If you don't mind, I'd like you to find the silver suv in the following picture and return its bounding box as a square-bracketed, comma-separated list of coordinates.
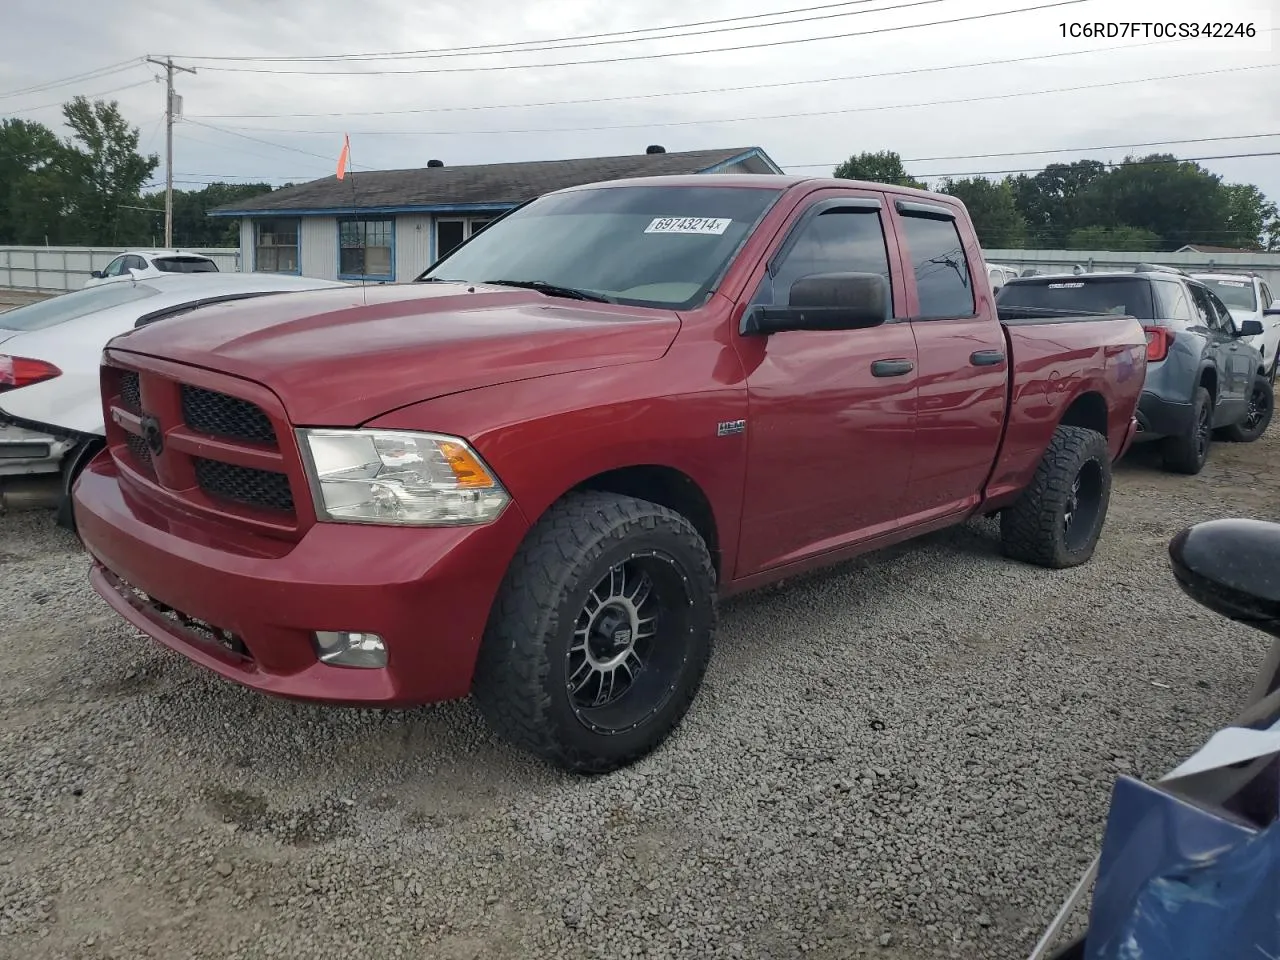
[996, 265, 1271, 475]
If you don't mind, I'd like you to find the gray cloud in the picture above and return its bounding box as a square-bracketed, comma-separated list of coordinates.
[3, 0, 1278, 211]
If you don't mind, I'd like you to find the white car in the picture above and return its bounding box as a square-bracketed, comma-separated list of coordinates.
[986, 263, 1020, 295]
[84, 249, 222, 287]
[1, 272, 351, 524]
[1191, 272, 1280, 379]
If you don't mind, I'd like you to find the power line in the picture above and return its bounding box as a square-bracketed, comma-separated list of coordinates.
[4, 77, 159, 117]
[184, 33, 1243, 120]
[172, 0, 947, 62]
[193, 0, 1092, 76]
[868, 151, 1280, 181]
[180, 118, 352, 167]
[211, 62, 1278, 138]
[784, 132, 1280, 169]
[154, 132, 1280, 183]
[0, 59, 145, 101]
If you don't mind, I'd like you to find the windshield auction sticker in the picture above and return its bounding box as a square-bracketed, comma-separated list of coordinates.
[645, 217, 732, 235]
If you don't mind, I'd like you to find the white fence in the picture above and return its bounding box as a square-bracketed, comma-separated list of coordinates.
[984, 248, 1280, 288]
[0, 246, 243, 293]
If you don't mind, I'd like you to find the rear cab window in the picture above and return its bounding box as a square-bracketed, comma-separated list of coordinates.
[996, 276, 1156, 320]
[154, 257, 219, 274]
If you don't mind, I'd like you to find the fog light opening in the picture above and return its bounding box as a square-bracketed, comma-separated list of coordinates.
[313, 630, 387, 668]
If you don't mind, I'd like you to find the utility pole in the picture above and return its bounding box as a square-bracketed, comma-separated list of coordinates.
[145, 56, 196, 249]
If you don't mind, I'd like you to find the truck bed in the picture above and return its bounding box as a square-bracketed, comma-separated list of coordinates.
[981, 311, 1147, 511]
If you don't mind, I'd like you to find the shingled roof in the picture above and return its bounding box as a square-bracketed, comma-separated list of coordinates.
[208, 146, 781, 217]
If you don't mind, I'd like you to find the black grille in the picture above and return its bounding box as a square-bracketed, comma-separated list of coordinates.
[182, 386, 276, 445]
[195, 457, 294, 512]
[125, 433, 153, 470]
[119, 371, 141, 411]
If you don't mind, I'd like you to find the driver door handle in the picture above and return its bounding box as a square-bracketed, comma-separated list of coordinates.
[969, 349, 1006, 366]
[871, 358, 914, 377]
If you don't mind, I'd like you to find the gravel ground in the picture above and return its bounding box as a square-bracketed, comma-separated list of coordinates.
[2, 432, 1277, 960]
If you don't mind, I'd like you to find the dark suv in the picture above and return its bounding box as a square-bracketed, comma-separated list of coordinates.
[996, 265, 1272, 474]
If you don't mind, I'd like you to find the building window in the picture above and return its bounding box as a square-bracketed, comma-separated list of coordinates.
[434, 217, 498, 262]
[339, 218, 394, 280]
[254, 219, 299, 273]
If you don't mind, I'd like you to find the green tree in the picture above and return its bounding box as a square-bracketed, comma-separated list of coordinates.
[1009, 160, 1107, 247]
[1065, 225, 1160, 251]
[1221, 183, 1279, 250]
[1074, 154, 1230, 251]
[0, 118, 73, 244]
[936, 176, 1027, 248]
[833, 150, 926, 189]
[169, 182, 277, 247]
[59, 95, 159, 245]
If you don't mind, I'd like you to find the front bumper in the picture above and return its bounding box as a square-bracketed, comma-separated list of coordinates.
[0, 416, 75, 477]
[73, 454, 531, 706]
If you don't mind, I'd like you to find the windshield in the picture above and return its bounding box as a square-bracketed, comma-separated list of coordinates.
[1197, 277, 1257, 311]
[996, 276, 1156, 320]
[420, 184, 784, 308]
[0, 282, 160, 332]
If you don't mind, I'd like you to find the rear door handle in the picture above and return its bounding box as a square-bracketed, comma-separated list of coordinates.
[871, 358, 914, 377]
[969, 349, 1006, 366]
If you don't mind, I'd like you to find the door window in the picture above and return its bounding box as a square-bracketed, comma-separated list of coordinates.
[1153, 279, 1195, 322]
[124, 255, 148, 272]
[1202, 288, 1235, 332]
[754, 206, 892, 309]
[898, 214, 975, 319]
[1188, 284, 1217, 329]
[102, 256, 126, 277]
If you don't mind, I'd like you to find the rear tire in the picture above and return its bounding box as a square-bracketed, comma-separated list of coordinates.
[1223, 376, 1274, 443]
[1162, 387, 1212, 475]
[472, 491, 717, 775]
[1000, 424, 1112, 569]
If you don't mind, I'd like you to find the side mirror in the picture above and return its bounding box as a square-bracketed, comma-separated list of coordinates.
[1238, 319, 1265, 337]
[89, 270, 104, 279]
[1169, 519, 1280, 627]
[741, 272, 890, 336]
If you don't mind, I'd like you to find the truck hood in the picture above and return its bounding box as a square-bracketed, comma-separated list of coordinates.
[106, 281, 681, 425]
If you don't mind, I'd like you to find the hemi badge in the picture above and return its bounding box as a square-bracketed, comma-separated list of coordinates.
[717, 419, 746, 437]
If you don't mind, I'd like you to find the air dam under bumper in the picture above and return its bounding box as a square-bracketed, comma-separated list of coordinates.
[73, 455, 531, 706]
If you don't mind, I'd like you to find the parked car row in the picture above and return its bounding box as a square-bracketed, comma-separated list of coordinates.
[0, 174, 1273, 775]
[995, 264, 1278, 474]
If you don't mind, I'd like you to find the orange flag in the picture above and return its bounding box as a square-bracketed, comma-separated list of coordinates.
[336, 134, 351, 180]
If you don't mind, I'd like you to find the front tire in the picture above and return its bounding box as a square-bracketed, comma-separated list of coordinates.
[1223, 376, 1273, 443]
[999, 424, 1112, 569]
[472, 491, 717, 774]
[1162, 386, 1212, 475]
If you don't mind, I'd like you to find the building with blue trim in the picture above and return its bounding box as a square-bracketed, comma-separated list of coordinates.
[208, 145, 783, 283]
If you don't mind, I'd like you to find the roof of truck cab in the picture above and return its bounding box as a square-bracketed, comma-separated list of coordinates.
[549, 173, 962, 199]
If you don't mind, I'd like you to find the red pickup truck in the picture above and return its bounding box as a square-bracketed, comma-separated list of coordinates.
[74, 175, 1147, 773]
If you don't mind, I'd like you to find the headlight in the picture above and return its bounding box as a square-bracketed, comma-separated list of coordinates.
[297, 429, 510, 526]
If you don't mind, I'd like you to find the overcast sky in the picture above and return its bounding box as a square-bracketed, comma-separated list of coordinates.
[2, 0, 1277, 216]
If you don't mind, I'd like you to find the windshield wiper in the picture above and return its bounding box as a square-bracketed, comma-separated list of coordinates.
[481, 279, 614, 303]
